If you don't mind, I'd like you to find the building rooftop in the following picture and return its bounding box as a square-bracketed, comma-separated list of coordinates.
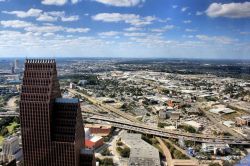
[121, 132, 160, 166]
[26, 59, 55, 63]
[209, 107, 235, 114]
[55, 98, 79, 104]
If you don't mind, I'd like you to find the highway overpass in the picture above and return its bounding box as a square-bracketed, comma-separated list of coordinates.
[0, 111, 19, 117]
[87, 115, 250, 145]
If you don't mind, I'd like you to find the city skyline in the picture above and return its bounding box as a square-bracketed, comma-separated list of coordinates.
[0, 0, 250, 59]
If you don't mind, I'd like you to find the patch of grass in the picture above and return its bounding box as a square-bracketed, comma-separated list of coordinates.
[0, 135, 4, 145]
[6, 122, 18, 134]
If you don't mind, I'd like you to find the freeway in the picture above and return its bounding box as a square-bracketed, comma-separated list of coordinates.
[0, 111, 19, 117]
[68, 88, 140, 122]
[68, 88, 250, 145]
[87, 115, 250, 145]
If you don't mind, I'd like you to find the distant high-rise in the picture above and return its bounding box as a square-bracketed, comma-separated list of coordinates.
[14, 59, 19, 70]
[20, 59, 95, 166]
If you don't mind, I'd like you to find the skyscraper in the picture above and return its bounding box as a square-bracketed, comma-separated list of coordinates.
[20, 59, 95, 166]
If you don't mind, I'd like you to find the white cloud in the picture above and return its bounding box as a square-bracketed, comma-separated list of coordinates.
[185, 28, 196, 32]
[124, 27, 142, 31]
[196, 35, 237, 44]
[98, 31, 120, 37]
[151, 25, 175, 33]
[240, 31, 250, 35]
[172, 5, 178, 9]
[124, 32, 147, 37]
[181, 7, 188, 12]
[2, 8, 42, 18]
[0, 0, 6, 2]
[47, 11, 65, 17]
[92, 13, 156, 26]
[41, 0, 68, 5]
[0, 20, 34, 28]
[66, 28, 90, 33]
[0, 19, 89, 34]
[71, 0, 80, 4]
[196, 11, 203, 16]
[94, 0, 144, 7]
[206, 2, 250, 18]
[37, 14, 58, 22]
[158, 17, 171, 23]
[3, 9, 79, 22]
[43, 33, 55, 37]
[61, 15, 79, 22]
[183, 20, 192, 24]
[25, 25, 64, 33]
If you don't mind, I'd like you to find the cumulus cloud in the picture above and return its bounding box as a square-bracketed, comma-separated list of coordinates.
[0, 20, 34, 28]
[124, 32, 147, 37]
[2, 8, 42, 18]
[181, 7, 188, 12]
[196, 11, 203, 16]
[196, 35, 237, 44]
[151, 25, 175, 33]
[98, 31, 120, 37]
[124, 27, 142, 31]
[0, 19, 89, 35]
[94, 0, 145, 7]
[37, 14, 58, 22]
[41, 0, 80, 5]
[41, 0, 68, 5]
[172, 5, 178, 9]
[71, 0, 80, 4]
[206, 2, 250, 18]
[2, 9, 79, 22]
[183, 20, 192, 24]
[66, 28, 90, 33]
[185, 28, 196, 32]
[92, 13, 156, 26]
[61, 15, 79, 22]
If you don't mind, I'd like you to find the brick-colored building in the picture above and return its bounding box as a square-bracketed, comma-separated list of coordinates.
[20, 59, 95, 166]
[235, 116, 250, 126]
[85, 124, 112, 136]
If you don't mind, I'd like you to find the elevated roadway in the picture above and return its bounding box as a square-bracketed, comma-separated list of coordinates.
[68, 88, 250, 145]
[87, 115, 250, 145]
[0, 111, 19, 117]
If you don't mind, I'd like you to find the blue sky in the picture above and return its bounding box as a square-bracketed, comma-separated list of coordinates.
[0, 0, 250, 59]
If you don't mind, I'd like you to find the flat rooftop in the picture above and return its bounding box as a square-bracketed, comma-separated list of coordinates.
[121, 132, 160, 166]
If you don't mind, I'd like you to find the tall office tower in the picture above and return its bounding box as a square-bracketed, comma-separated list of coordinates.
[14, 59, 19, 70]
[20, 59, 95, 166]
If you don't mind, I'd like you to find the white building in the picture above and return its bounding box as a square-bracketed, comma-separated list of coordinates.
[202, 143, 230, 155]
[1, 136, 23, 163]
[159, 110, 166, 119]
[183, 121, 203, 131]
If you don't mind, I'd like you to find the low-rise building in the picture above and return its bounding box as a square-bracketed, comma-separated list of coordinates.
[159, 110, 166, 119]
[85, 124, 112, 137]
[183, 121, 203, 131]
[69, 82, 76, 89]
[202, 143, 230, 155]
[235, 116, 250, 126]
[0, 136, 23, 166]
[84, 128, 104, 150]
[170, 111, 181, 120]
[223, 121, 235, 128]
[209, 107, 235, 115]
